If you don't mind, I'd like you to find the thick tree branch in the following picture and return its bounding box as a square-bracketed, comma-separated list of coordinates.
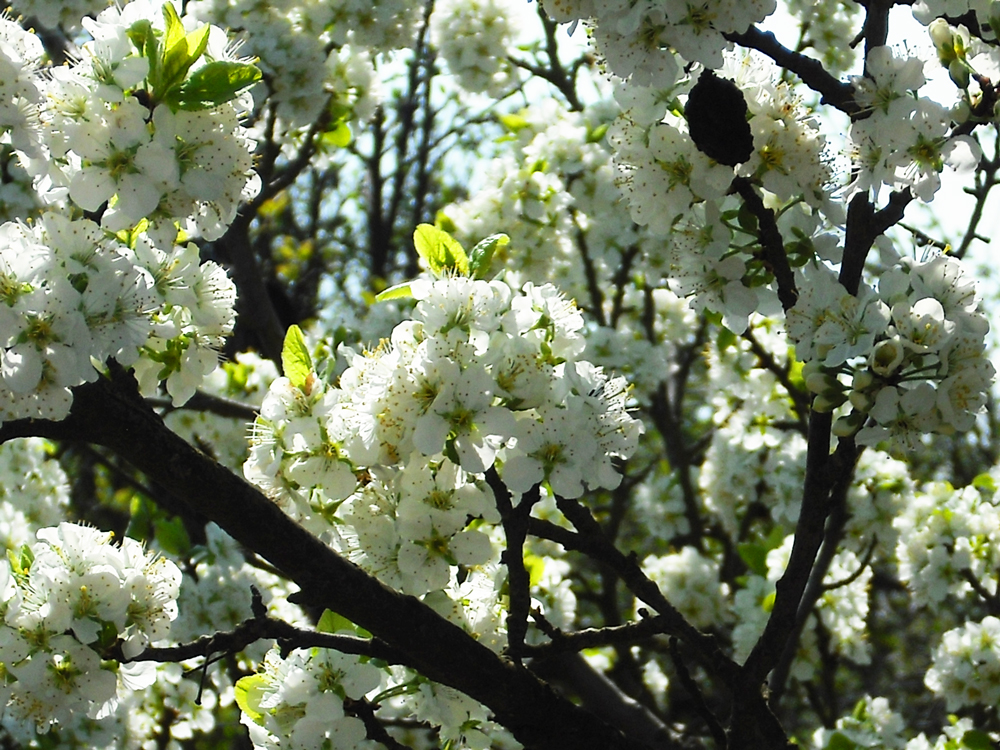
[766, 464, 853, 706]
[0, 369, 648, 750]
[530, 652, 682, 750]
[669, 638, 726, 749]
[214, 212, 287, 364]
[740, 412, 837, 685]
[840, 190, 912, 294]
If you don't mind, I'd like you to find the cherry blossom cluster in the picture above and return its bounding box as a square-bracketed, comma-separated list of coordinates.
[893, 481, 1000, 606]
[0, 0, 260, 421]
[245, 265, 640, 607]
[239, 642, 383, 750]
[785, 0, 861, 74]
[442, 100, 636, 297]
[0, 13, 43, 159]
[811, 696, 907, 750]
[731, 534, 872, 675]
[430, 0, 523, 97]
[640, 547, 730, 630]
[848, 46, 981, 201]
[607, 97, 734, 237]
[542, 0, 776, 85]
[240, 640, 521, 750]
[603, 52, 842, 336]
[0, 522, 180, 740]
[246, 270, 642, 515]
[16, 0, 261, 241]
[813, 701, 983, 750]
[186, 0, 381, 129]
[609, 49, 838, 232]
[0, 212, 236, 422]
[790, 253, 994, 453]
[0, 437, 69, 550]
[924, 616, 1000, 711]
[439, 98, 700, 396]
[7, 0, 110, 31]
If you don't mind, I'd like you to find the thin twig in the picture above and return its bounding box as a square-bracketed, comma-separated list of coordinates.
[669, 638, 727, 749]
[732, 177, 798, 312]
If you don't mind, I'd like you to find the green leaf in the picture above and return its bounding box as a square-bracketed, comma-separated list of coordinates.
[435, 211, 458, 234]
[787, 356, 805, 392]
[234, 674, 269, 726]
[161, 2, 186, 56]
[825, 732, 860, 750]
[523, 554, 545, 588]
[961, 730, 994, 750]
[7, 544, 32, 586]
[318, 609, 352, 634]
[281, 325, 313, 391]
[321, 121, 352, 149]
[497, 113, 529, 132]
[587, 123, 609, 143]
[737, 202, 758, 232]
[157, 3, 210, 98]
[128, 19, 160, 85]
[375, 282, 414, 302]
[97, 620, 120, 651]
[413, 224, 469, 277]
[737, 542, 769, 576]
[154, 516, 191, 556]
[716, 324, 737, 351]
[468, 233, 509, 279]
[127, 494, 153, 541]
[172, 60, 263, 110]
[972, 472, 996, 492]
[317, 609, 370, 637]
[849, 697, 868, 720]
[737, 527, 786, 577]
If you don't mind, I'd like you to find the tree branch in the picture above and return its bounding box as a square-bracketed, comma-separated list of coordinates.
[725, 26, 859, 115]
[521, 611, 675, 658]
[487, 469, 540, 662]
[732, 177, 798, 312]
[214, 212, 287, 364]
[125, 606, 407, 668]
[0, 368, 649, 750]
[530, 652, 682, 750]
[553, 496, 738, 683]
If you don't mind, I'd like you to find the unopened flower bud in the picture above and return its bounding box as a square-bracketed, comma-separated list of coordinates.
[833, 412, 865, 437]
[849, 388, 873, 412]
[852, 369, 875, 391]
[870, 338, 905, 377]
[806, 371, 838, 395]
[952, 99, 972, 124]
[801, 360, 824, 380]
[949, 59, 970, 89]
[813, 392, 847, 413]
[929, 19, 956, 62]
